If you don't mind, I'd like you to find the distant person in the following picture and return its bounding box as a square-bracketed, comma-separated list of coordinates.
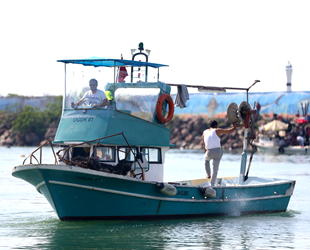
[202, 120, 236, 186]
[297, 135, 304, 147]
[259, 122, 265, 134]
[290, 129, 297, 145]
[278, 138, 286, 153]
[71, 79, 109, 108]
[279, 138, 286, 147]
[286, 133, 292, 145]
[256, 102, 261, 115]
[299, 127, 306, 137]
[306, 127, 310, 144]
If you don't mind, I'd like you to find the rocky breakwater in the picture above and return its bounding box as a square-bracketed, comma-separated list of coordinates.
[168, 115, 246, 150]
[0, 122, 58, 147]
[1, 114, 250, 149]
[0, 95, 62, 147]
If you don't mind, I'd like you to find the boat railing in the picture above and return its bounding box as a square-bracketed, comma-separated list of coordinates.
[23, 140, 58, 165]
[56, 132, 147, 180]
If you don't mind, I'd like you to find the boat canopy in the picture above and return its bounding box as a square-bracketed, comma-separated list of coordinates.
[57, 57, 168, 68]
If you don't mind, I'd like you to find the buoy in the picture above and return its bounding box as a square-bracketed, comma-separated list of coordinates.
[199, 186, 216, 198]
[20, 155, 25, 157]
[156, 182, 177, 196]
[156, 94, 174, 124]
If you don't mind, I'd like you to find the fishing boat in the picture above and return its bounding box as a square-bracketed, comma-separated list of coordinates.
[12, 43, 295, 221]
[255, 120, 309, 154]
[255, 134, 309, 154]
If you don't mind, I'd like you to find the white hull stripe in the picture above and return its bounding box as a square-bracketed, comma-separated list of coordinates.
[36, 181, 45, 193]
[13, 164, 293, 188]
[48, 180, 291, 203]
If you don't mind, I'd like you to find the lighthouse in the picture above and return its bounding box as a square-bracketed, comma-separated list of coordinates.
[286, 61, 292, 92]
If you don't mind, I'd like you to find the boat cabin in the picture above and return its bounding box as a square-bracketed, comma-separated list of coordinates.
[54, 49, 173, 182]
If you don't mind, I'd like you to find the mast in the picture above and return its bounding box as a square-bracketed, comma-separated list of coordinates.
[238, 84, 258, 184]
[130, 42, 150, 82]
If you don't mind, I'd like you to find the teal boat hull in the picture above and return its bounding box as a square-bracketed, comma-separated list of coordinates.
[12, 164, 295, 221]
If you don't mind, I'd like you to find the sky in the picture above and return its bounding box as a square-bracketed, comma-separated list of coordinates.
[1, 0, 310, 97]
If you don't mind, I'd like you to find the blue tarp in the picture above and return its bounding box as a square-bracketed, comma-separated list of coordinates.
[57, 57, 168, 68]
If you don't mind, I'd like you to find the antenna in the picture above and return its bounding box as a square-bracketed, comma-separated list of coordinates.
[130, 42, 150, 82]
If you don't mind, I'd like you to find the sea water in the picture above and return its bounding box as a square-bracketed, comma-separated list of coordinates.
[1, 146, 310, 249]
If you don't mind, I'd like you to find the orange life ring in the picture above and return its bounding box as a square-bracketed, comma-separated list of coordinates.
[156, 94, 174, 124]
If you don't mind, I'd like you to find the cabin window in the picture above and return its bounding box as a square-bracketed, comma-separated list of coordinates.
[58, 145, 69, 162]
[115, 88, 160, 122]
[72, 147, 90, 158]
[118, 147, 161, 164]
[93, 146, 115, 162]
[118, 147, 136, 162]
[64, 64, 114, 110]
[141, 147, 162, 163]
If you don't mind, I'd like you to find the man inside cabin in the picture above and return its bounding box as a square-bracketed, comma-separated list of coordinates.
[71, 79, 109, 108]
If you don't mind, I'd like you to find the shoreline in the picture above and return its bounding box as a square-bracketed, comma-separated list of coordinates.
[2, 113, 306, 149]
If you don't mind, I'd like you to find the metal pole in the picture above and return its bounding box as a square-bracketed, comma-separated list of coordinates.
[157, 68, 159, 82]
[239, 127, 248, 185]
[64, 64, 67, 110]
[114, 61, 116, 104]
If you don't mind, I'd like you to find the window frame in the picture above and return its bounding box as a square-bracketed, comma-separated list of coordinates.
[117, 146, 162, 164]
[140, 147, 162, 164]
[117, 146, 137, 163]
[93, 145, 116, 162]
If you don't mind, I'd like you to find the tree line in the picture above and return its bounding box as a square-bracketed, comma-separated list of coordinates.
[0, 96, 62, 140]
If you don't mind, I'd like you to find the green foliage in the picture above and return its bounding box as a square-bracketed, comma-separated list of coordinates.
[12, 106, 45, 135]
[9, 96, 63, 136]
[0, 103, 22, 125]
[43, 96, 63, 124]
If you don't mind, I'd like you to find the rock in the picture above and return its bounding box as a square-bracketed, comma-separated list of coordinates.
[3, 136, 15, 146]
[175, 140, 187, 148]
[169, 115, 250, 150]
[185, 134, 193, 142]
[187, 120, 195, 132]
[25, 132, 41, 146]
[192, 130, 200, 138]
[220, 134, 229, 145]
[232, 142, 243, 148]
[0, 122, 11, 130]
[170, 137, 178, 145]
[1, 129, 11, 139]
[180, 128, 188, 138]
[173, 127, 180, 135]
[0, 128, 43, 147]
[0, 129, 14, 146]
[192, 144, 203, 150]
[44, 127, 57, 141]
[15, 134, 26, 146]
[193, 118, 207, 133]
[0, 128, 6, 137]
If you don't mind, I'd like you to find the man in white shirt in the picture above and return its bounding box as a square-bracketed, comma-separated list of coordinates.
[202, 120, 236, 186]
[71, 79, 109, 108]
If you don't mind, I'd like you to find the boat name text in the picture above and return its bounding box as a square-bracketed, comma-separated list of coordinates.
[73, 117, 94, 123]
[177, 191, 189, 196]
[76, 176, 103, 182]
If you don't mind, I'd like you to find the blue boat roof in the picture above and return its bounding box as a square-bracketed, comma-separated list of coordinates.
[57, 57, 168, 68]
